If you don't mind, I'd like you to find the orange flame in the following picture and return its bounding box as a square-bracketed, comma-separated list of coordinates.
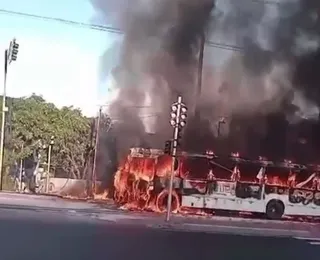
[113, 152, 179, 211]
[113, 149, 320, 217]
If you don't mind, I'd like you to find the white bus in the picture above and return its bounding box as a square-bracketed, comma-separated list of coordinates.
[182, 164, 320, 219]
[113, 148, 320, 220]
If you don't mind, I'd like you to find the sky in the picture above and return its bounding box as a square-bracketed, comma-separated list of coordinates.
[0, 0, 116, 117]
[0, 0, 268, 117]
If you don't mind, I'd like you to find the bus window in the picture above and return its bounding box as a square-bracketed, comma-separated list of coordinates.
[265, 166, 289, 186]
[181, 157, 210, 180]
[155, 154, 172, 178]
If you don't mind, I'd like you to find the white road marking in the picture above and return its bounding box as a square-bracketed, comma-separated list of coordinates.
[150, 223, 311, 238]
[294, 237, 320, 241]
[294, 237, 320, 246]
[184, 223, 309, 234]
[309, 242, 320, 245]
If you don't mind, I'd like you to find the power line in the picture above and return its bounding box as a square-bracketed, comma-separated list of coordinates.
[0, 9, 122, 34]
[206, 41, 244, 52]
[97, 104, 153, 108]
[0, 8, 244, 52]
[248, 0, 281, 5]
[0, 1, 283, 53]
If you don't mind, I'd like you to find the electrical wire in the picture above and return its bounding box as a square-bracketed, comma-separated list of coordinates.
[206, 41, 244, 52]
[247, 0, 281, 5]
[0, 0, 282, 52]
[97, 104, 153, 108]
[0, 9, 122, 34]
[0, 8, 246, 52]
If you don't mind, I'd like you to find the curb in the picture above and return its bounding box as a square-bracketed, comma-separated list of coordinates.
[0, 192, 63, 200]
[0, 203, 116, 215]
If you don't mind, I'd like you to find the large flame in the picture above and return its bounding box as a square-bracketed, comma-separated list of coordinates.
[114, 151, 174, 211]
[112, 148, 320, 215]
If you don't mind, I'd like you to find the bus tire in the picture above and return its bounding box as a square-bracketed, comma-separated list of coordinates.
[156, 189, 180, 213]
[266, 200, 284, 220]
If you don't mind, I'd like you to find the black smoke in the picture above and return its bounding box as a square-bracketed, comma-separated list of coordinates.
[90, 0, 215, 160]
[90, 0, 320, 167]
[186, 0, 320, 160]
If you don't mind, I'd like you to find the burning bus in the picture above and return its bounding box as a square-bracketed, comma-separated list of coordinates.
[113, 148, 320, 220]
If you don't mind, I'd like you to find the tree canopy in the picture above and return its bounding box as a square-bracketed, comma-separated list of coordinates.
[5, 94, 92, 179]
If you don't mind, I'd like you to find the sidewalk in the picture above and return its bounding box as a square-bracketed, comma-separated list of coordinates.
[0, 191, 104, 212]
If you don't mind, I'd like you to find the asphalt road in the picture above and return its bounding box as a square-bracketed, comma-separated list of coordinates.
[0, 207, 319, 260]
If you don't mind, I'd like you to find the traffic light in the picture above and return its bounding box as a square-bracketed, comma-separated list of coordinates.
[10, 39, 19, 62]
[164, 140, 172, 155]
[169, 97, 188, 152]
[176, 128, 183, 147]
[179, 105, 187, 127]
[49, 136, 55, 146]
[170, 104, 178, 127]
[105, 116, 112, 131]
[170, 103, 188, 128]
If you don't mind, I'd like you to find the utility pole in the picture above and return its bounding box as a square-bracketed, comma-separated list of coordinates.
[0, 38, 19, 190]
[45, 136, 55, 193]
[92, 107, 102, 194]
[217, 117, 226, 137]
[196, 31, 205, 99]
[86, 118, 95, 197]
[18, 143, 24, 192]
[165, 96, 188, 222]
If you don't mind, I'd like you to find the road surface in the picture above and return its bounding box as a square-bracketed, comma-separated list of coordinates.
[0, 206, 319, 260]
[0, 192, 319, 260]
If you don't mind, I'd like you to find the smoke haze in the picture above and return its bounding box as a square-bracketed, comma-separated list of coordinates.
[90, 0, 320, 164]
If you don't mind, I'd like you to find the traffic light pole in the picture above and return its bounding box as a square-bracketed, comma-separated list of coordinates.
[0, 39, 19, 191]
[165, 96, 182, 222]
[0, 50, 8, 190]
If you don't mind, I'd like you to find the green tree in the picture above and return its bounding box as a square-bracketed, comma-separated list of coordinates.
[7, 94, 91, 179]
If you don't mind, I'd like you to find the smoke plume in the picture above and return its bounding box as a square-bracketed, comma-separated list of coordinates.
[198, 0, 320, 122]
[91, 0, 320, 163]
[91, 0, 214, 156]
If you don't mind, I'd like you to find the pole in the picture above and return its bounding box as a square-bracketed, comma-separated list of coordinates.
[166, 96, 182, 222]
[46, 144, 52, 193]
[18, 143, 24, 192]
[92, 107, 102, 194]
[0, 50, 8, 191]
[18, 158, 23, 192]
[86, 119, 95, 197]
[218, 121, 222, 137]
[196, 32, 205, 99]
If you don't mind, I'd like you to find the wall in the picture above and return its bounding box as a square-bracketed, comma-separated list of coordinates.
[50, 178, 103, 198]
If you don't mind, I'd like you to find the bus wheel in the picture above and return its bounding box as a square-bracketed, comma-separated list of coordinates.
[266, 200, 284, 220]
[156, 189, 180, 213]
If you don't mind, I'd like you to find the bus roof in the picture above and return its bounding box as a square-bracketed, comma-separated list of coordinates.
[128, 147, 317, 171]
